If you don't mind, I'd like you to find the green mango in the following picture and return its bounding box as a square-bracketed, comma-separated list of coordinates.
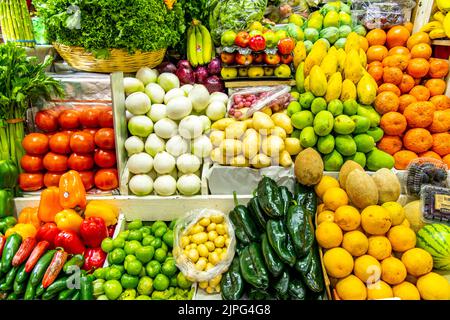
[313, 110, 334, 136]
[323, 150, 344, 171]
[366, 148, 395, 171]
[344, 152, 367, 168]
[317, 135, 335, 155]
[335, 135, 357, 156]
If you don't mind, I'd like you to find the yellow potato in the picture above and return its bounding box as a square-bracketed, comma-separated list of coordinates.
[216, 224, 226, 235]
[192, 232, 208, 244]
[210, 148, 228, 165]
[206, 223, 216, 232]
[206, 287, 215, 294]
[270, 126, 287, 140]
[199, 217, 210, 227]
[225, 238, 232, 247]
[261, 107, 272, 116]
[211, 118, 235, 131]
[214, 236, 225, 248]
[261, 135, 285, 157]
[209, 130, 225, 147]
[253, 111, 275, 133]
[285, 137, 302, 155]
[209, 252, 220, 265]
[189, 224, 204, 234]
[187, 249, 199, 263]
[208, 230, 218, 241]
[206, 262, 215, 271]
[279, 150, 293, 168]
[205, 241, 215, 252]
[271, 112, 293, 134]
[230, 155, 249, 167]
[225, 121, 247, 139]
[220, 139, 242, 158]
[242, 131, 260, 159]
[197, 244, 209, 257]
[210, 215, 224, 224]
[244, 119, 254, 129]
[181, 236, 190, 248]
[195, 258, 207, 271]
[199, 281, 208, 289]
[250, 153, 272, 169]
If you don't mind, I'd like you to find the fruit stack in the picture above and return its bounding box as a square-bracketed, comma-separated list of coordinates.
[419, 1, 450, 40]
[219, 22, 295, 80]
[363, 26, 450, 170]
[315, 162, 450, 300]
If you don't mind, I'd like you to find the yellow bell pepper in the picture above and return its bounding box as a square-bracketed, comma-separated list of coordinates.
[84, 201, 119, 226]
[5, 223, 37, 239]
[54, 209, 84, 233]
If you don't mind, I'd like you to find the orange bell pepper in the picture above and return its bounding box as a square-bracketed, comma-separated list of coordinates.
[5, 223, 37, 239]
[59, 170, 86, 210]
[84, 201, 119, 226]
[54, 209, 84, 233]
[38, 187, 64, 223]
[18, 207, 41, 230]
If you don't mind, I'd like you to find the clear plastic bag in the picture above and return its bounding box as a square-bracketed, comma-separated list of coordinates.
[404, 158, 449, 198]
[173, 208, 236, 282]
[420, 185, 450, 225]
[351, 1, 416, 29]
[227, 85, 293, 119]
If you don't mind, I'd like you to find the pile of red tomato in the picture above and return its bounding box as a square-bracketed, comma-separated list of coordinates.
[19, 105, 119, 192]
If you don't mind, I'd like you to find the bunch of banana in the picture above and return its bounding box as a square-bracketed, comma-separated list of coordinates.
[187, 20, 214, 67]
[420, 11, 450, 39]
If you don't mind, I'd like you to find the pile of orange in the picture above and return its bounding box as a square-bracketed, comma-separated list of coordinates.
[365, 26, 450, 169]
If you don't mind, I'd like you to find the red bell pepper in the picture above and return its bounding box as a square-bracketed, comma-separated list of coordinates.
[79, 217, 108, 248]
[54, 230, 85, 255]
[83, 247, 107, 272]
[36, 223, 60, 248]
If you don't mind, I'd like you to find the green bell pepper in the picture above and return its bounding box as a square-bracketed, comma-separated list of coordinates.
[220, 256, 244, 300]
[247, 196, 267, 232]
[0, 189, 14, 219]
[266, 219, 296, 266]
[286, 205, 314, 258]
[261, 233, 284, 277]
[0, 160, 18, 189]
[257, 177, 284, 218]
[229, 193, 259, 245]
[239, 243, 269, 290]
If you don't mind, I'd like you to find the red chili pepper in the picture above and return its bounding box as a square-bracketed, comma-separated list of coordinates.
[0, 236, 6, 257]
[54, 230, 85, 255]
[25, 240, 50, 273]
[82, 247, 107, 272]
[80, 217, 108, 248]
[36, 223, 60, 248]
[42, 249, 68, 288]
[12, 237, 36, 267]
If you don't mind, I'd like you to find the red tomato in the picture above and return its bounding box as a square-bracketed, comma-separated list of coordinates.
[19, 173, 44, 191]
[49, 132, 71, 154]
[94, 149, 116, 168]
[61, 130, 76, 137]
[35, 110, 59, 132]
[94, 128, 115, 149]
[94, 169, 118, 191]
[22, 133, 49, 156]
[43, 152, 68, 172]
[98, 109, 114, 128]
[20, 154, 44, 173]
[68, 153, 94, 171]
[83, 128, 98, 137]
[79, 171, 95, 190]
[43, 172, 64, 187]
[79, 108, 101, 128]
[58, 110, 80, 129]
[70, 132, 95, 153]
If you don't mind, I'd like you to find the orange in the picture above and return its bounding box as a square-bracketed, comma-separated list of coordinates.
[368, 65, 384, 82]
[388, 46, 411, 57]
[398, 94, 417, 113]
[407, 58, 430, 78]
[410, 43, 432, 59]
[404, 22, 414, 34]
[430, 95, 450, 110]
[406, 32, 431, 50]
[375, 91, 399, 114]
[399, 74, 415, 94]
[378, 135, 403, 155]
[443, 154, 450, 167]
[359, 36, 369, 52]
[404, 102, 435, 128]
[386, 26, 410, 48]
[409, 85, 431, 101]
[382, 54, 410, 70]
[380, 112, 407, 135]
[383, 67, 403, 85]
[323, 187, 349, 211]
[366, 29, 387, 46]
[425, 79, 446, 96]
[393, 150, 418, 170]
[429, 110, 450, 133]
[367, 45, 389, 63]
[419, 151, 442, 161]
[403, 128, 434, 153]
[428, 58, 449, 78]
[377, 83, 401, 96]
[432, 133, 450, 156]
[368, 61, 383, 69]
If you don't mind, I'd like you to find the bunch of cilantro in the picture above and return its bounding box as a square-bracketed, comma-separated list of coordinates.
[33, 0, 186, 57]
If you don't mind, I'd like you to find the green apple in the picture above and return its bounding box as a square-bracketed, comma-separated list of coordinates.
[263, 31, 277, 48]
[274, 64, 291, 78]
[248, 67, 264, 78]
[221, 30, 237, 47]
[220, 67, 238, 79]
[263, 67, 274, 76]
[238, 68, 249, 77]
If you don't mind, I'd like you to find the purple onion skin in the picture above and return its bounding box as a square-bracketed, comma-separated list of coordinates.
[176, 67, 195, 85]
[194, 66, 209, 84]
[177, 59, 192, 70]
[204, 75, 225, 93]
[157, 62, 177, 74]
[207, 58, 221, 75]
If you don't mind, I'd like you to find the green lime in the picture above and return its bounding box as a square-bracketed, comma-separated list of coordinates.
[137, 276, 153, 296]
[106, 266, 123, 281]
[287, 101, 301, 116]
[140, 226, 152, 236]
[127, 230, 143, 242]
[154, 226, 167, 238]
[154, 248, 167, 263]
[101, 238, 114, 253]
[112, 238, 125, 249]
[151, 221, 167, 234]
[136, 295, 151, 300]
[136, 246, 155, 264]
[161, 259, 178, 277]
[153, 274, 170, 291]
[124, 240, 142, 255]
[104, 280, 123, 300]
[162, 230, 174, 248]
[145, 260, 161, 278]
[109, 248, 126, 265]
[128, 220, 143, 230]
[176, 272, 192, 289]
[121, 273, 139, 289]
[125, 259, 143, 276]
[142, 235, 155, 246]
[150, 238, 162, 249]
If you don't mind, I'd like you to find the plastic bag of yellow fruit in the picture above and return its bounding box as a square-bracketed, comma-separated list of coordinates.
[173, 208, 236, 284]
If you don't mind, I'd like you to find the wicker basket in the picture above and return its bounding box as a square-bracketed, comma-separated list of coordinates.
[53, 43, 166, 73]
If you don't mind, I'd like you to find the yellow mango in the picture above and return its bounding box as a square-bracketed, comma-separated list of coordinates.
[304, 40, 328, 76]
[320, 52, 338, 79]
[357, 73, 378, 105]
[345, 32, 361, 53]
[304, 75, 310, 92]
[337, 48, 347, 72]
[309, 65, 328, 97]
[359, 48, 367, 68]
[325, 72, 342, 103]
[340, 79, 357, 101]
[295, 62, 305, 93]
[293, 41, 307, 69]
[344, 49, 363, 84]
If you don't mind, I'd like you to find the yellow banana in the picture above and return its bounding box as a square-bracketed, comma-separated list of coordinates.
[188, 26, 198, 67]
[199, 24, 212, 64]
[434, 11, 446, 22]
[444, 12, 450, 37]
[420, 21, 443, 32]
[429, 28, 447, 39]
[195, 26, 204, 66]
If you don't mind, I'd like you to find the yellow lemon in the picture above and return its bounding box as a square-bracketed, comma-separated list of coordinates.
[361, 205, 392, 235]
[401, 248, 433, 277]
[323, 187, 349, 211]
[354, 255, 382, 284]
[381, 202, 406, 226]
[368, 236, 392, 260]
[387, 225, 416, 252]
[381, 257, 407, 285]
[314, 175, 340, 199]
[323, 247, 354, 278]
[367, 280, 394, 300]
[334, 205, 361, 231]
[416, 272, 450, 300]
[317, 210, 335, 224]
[315, 221, 343, 249]
[342, 230, 369, 257]
[392, 282, 420, 300]
[336, 275, 367, 300]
